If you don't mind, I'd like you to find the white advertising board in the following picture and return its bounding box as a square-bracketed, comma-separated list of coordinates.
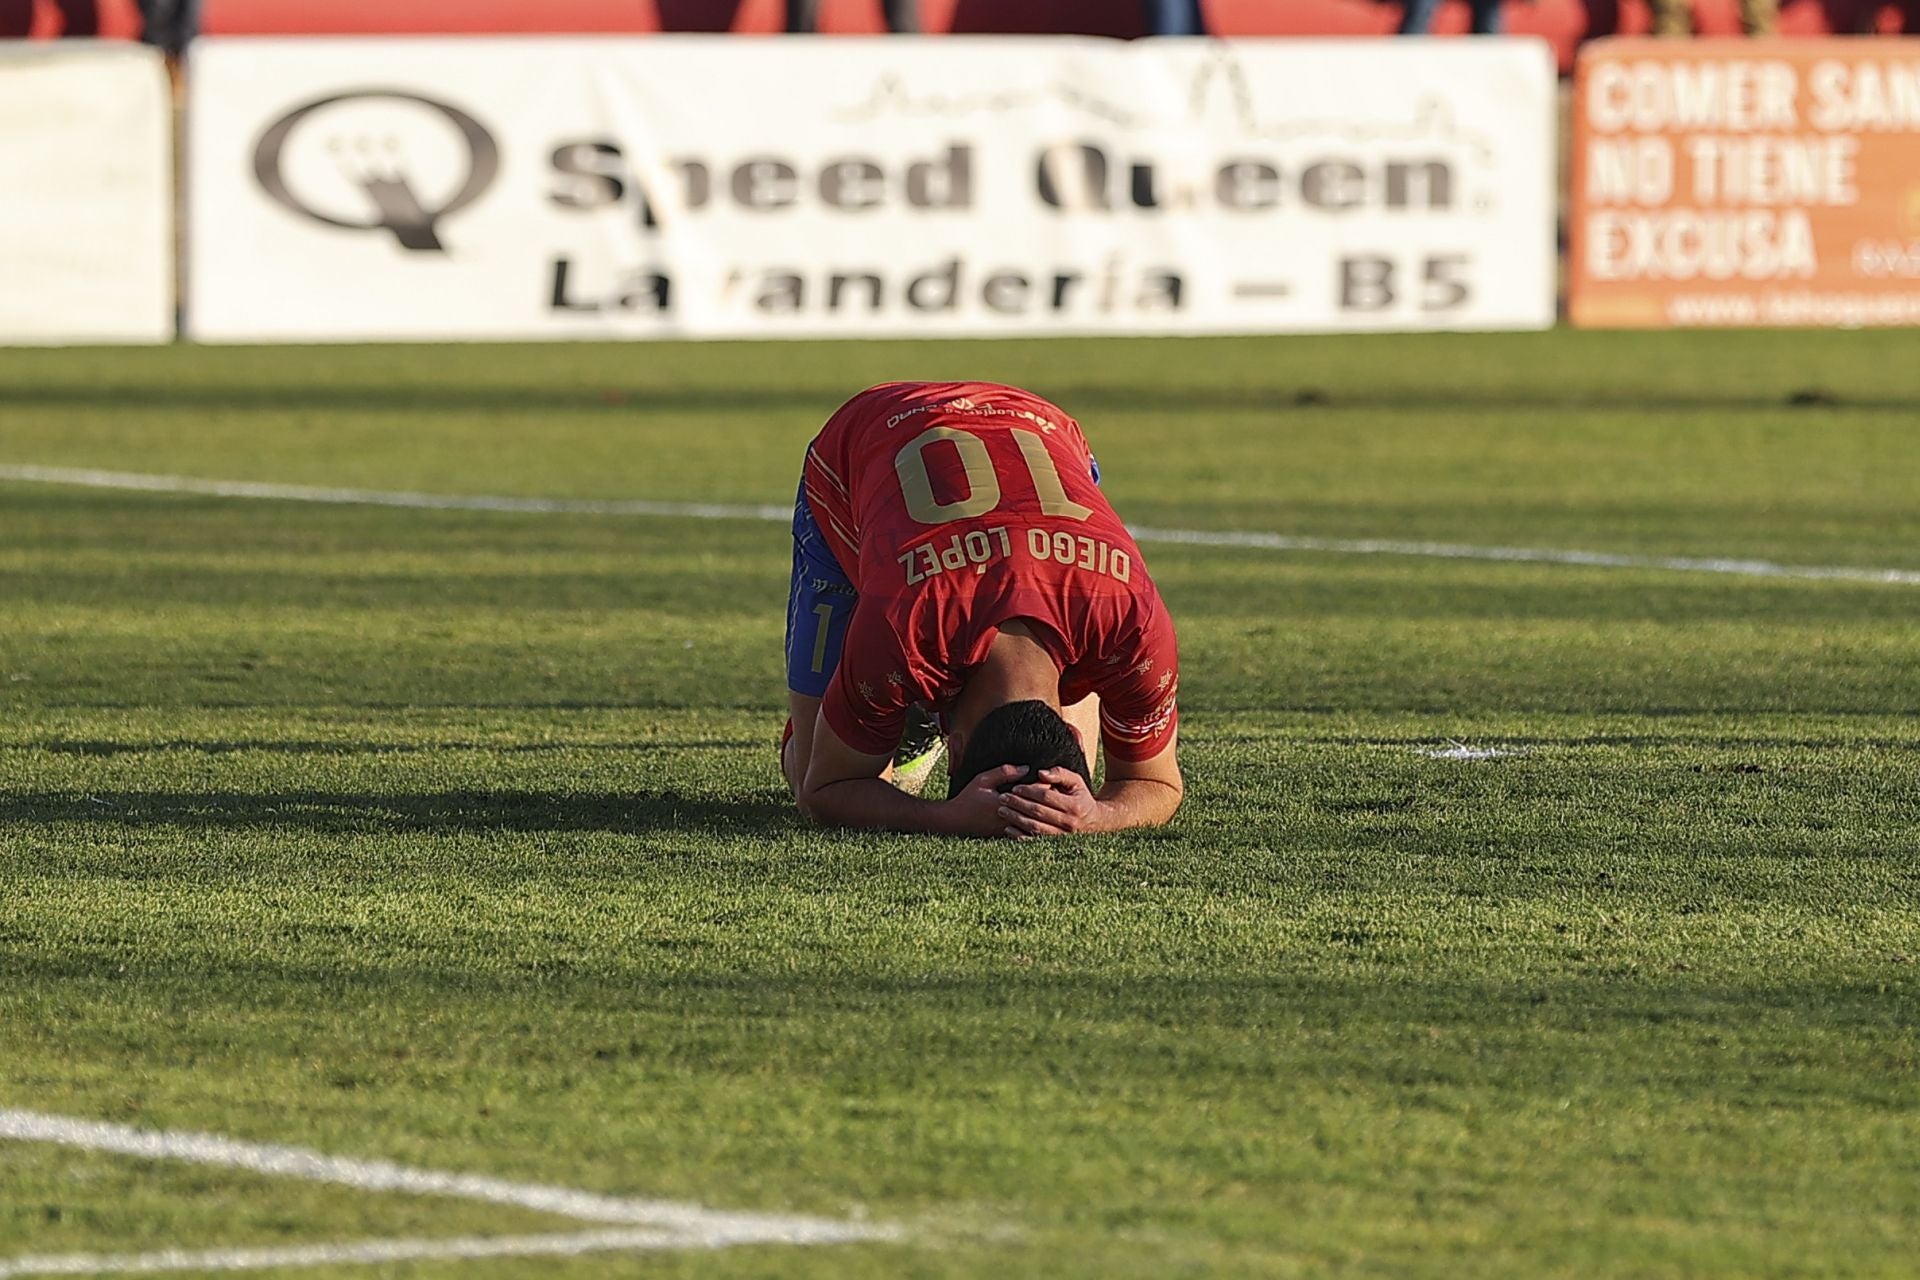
[0, 45, 172, 345]
[188, 36, 1555, 341]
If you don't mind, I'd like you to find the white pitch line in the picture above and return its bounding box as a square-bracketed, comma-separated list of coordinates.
[0, 1109, 895, 1251]
[1121, 524, 1920, 586]
[4, 462, 1917, 587]
[0, 1229, 701, 1278]
[1411, 743, 1528, 761]
[0, 464, 791, 523]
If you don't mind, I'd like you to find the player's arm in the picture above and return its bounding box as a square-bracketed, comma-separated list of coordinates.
[997, 728, 1183, 837]
[797, 711, 1025, 836]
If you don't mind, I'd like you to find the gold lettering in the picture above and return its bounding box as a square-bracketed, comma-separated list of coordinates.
[895, 425, 1001, 525]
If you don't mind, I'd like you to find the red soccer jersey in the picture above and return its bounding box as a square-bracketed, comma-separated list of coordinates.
[804, 382, 1178, 763]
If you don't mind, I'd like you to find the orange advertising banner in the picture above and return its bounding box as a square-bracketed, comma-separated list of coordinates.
[1570, 39, 1920, 328]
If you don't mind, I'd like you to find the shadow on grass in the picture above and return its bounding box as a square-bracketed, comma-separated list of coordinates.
[21, 739, 752, 758]
[4, 381, 1917, 418]
[1195, 728, 1920, 752]
[0, 790, 801, 838]
[8, 959, 1915, 1061]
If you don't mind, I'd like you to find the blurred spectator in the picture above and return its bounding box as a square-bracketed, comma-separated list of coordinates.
[788, 0, 918, 29]
[1399, 0, 1505, 34]
[792, 0, 1194, 33]
[1147, 0, 1202, 33]
[139, 0, 199, 52]
[1, 0, 98, 36]
[1833, 0, 1916, 31]
[1653, 0, 1778, 33]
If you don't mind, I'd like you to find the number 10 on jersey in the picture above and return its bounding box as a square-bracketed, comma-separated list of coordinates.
[893, 425, 1093, 526]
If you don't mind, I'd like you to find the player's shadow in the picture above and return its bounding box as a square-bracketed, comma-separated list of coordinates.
[0, 790, 801, 838]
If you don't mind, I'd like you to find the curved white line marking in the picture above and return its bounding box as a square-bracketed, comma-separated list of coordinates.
[4, 463, 1916, 587]
[0, 1109, 886, 1243]
[0, 1108, 895, 1277]
[0, 1229, 688, 1278]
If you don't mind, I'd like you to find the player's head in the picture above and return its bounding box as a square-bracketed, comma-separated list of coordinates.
[947, 699, 1091, 800]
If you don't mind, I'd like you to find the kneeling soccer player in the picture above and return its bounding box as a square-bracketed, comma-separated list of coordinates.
[782, 381, 1182, 837]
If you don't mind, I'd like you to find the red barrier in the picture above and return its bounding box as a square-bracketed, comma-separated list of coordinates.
[0, 0, 142, 38]
[1201, 0, 1393, 35]
[17, 0, 1901, 48]
[814, 0, 891, 31]
[199, 0, 786, 36]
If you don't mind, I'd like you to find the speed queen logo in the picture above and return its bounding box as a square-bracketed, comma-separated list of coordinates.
[251, 91, 499, 252]
[188, 37, 1555, 342]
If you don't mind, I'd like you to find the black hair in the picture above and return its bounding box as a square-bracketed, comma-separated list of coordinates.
[948, 699, 1092, 800]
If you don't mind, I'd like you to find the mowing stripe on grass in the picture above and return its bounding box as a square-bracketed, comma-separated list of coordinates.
[5, 463, 1918, 587]
[0, 1109, 896, 1261]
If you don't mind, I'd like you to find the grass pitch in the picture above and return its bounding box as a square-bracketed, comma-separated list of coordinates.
[2, 332, 1917, 1278]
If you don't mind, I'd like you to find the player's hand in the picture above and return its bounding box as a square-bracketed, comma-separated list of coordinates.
[999, 768, 1100, 838]
[944, 764, 1030, 837]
